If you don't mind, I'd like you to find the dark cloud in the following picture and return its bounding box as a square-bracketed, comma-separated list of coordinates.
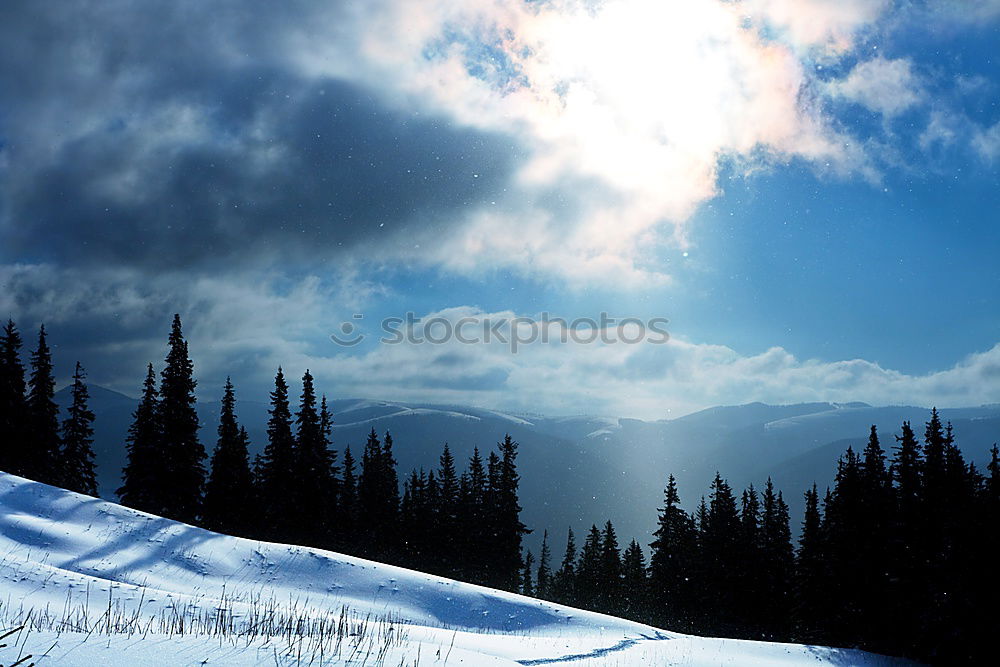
[0, 1, 518, 271]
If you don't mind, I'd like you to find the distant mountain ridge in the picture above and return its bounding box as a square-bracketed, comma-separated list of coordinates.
[55, 386, 1000, 553]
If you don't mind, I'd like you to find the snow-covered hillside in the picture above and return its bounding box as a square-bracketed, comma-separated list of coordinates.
[0, 472, 908, 666]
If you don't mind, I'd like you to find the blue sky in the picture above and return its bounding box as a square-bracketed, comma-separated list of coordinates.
[1, 0, 999, 417]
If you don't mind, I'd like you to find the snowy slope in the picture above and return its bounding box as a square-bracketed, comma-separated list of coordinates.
[0, 473, 909, 666]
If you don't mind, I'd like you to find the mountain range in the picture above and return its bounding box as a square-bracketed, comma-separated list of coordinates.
[58, 385, 1000, 554]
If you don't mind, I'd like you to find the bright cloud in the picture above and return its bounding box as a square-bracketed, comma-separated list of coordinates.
[301, 0, 884, 284]
[827, 57, 924, 117]
[310, 307, 1000, 419]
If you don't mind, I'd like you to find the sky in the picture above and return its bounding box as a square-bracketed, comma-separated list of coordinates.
[1, 0, 999, 418]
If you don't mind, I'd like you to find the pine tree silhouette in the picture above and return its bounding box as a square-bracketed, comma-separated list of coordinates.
[759, 479, 793, 640]
[257, 368, 297, 541]
[0, 320, 28, 475]
[551, 527, 577, 605]
[535, 529, 552, 600]
[491, 434, 529, 591]
[575, 525, 603, 610]
[26, 325, 61, 484]
[358, 428, 400, 560]
[293, 370, 334, 546]
[338, 445, 358, 550]
[521, 551, 535, 596]
[203, 378, 254, 536]
[59, 362, 97, 496]
[621, 539, 647, 621]
[700, 473, 741, 635]
[119, 364, 162, 513]
[599, 520, 622, 614]
[737, 483, 762, 636]
[649, 474, 697, 631]
[157, 315, 205, 524]
[793, 483, 824, 642]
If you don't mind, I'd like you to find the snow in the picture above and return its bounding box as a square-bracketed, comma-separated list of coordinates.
[0, 472, 909, 666]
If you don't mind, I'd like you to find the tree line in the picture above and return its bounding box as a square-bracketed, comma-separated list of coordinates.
[525, 415, 997, 664]
[2, 314, 997, 662]
[0, 320, 98, 495]
[0, 315, 530, 590]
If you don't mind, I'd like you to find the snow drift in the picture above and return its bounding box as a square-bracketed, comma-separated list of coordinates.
[0, 472, 909, 665]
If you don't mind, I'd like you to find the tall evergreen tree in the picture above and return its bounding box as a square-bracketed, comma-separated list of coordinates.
[203, 378, 254, 536]
[358, 428, 400, 559]
[339, 445, 358, 550]
[759, 479, 793, 640]
[700, 473, 742, 635]
[434, 443, 460, 575]
[521, 551, 535, 596]
[649, 474, 698, 631]
[794, 483, 824, 642]
[492, 434, 529, 591]
[599, 520, 622, 614]
[26, 325, 61, 484]
[858, 425, 894, 650]
[823, 447, 866, 645]
[294, 370, 334, 546]
[59, 362, 97, 496]
[157, 315, 204, 523]
[118, 364, 162, 513]
[576, 525, 603, 610]
[257, 368, 297, 541]
[621, 539, 648, 621]
[0, 320, 28, 475]
[459, 447, 488, 584]
[738, 483, 762, 635]
[536, 529, 553, 600]
[551, 527, 577, 605]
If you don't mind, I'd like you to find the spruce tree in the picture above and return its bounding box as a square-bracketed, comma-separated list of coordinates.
[551, 527, 577, 605]
[890, 418, 923, 651]
[794, 483, 825, 642]
[759, 479, 793, 640]
[319, 395, 340, 507]
[738, 483, 762, 636]
[26, 325, 61, 485]
[575, 525, 603, 609]
[536, 529, 553, 600]
[118, 364, 163, 513]
[460, 447, 488, 584]
[0, 320, 28, 475]
[339, 445, 359, 551]
[599, 520, 622, 614]
[203, 378, 254, 536]
[858, 425, 894, 650]
[59, 362, 97, 496]
[621, 539, 647, 621]
[434, 444, 460, 575]
[493, 434, 529, 591]
[358, 428, 400, 559]
[824, 447, 865, 646]
[294, 370, 334, 546]
[649, 474, 697, 631]
[157, 315, 205, 523]
[258, 368, 297, 541]
[521, 551, 535, 596]
[700, 473, 741, 635]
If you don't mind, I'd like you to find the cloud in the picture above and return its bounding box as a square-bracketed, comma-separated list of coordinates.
[744, 0, 890, 56]
[972, 121, 1000, 161]
[0, 0, 884, 286]
[827, 57, 924, 118]
[287, 306, 1000, 419]
[4, 267, 997, 418]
